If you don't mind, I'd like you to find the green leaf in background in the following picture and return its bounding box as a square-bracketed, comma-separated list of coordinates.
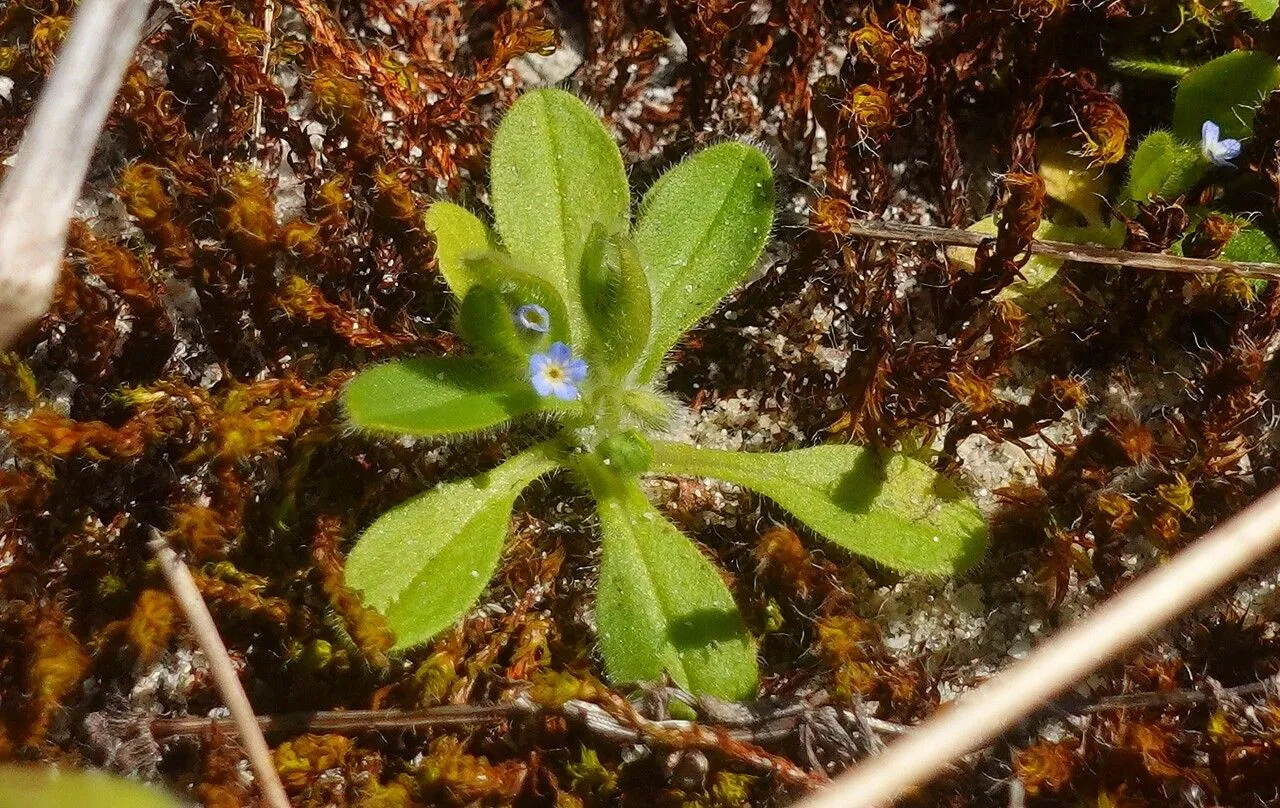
[1039, 139, 1111, 227]
[1109, 56, 1192, 80]
[649, 442, 987, 574]
[345, 444, 560, 649]
[632, 142, 775, 382]
[344, 356, 558, 437]
[1173, 51, 1280, 142]
[1123, 131, 1207, 203]
[489, 89, 630, 344]
[1240, 0, 1278, 22]
[587, 467, 757, 699]
[425, 201, 496, 298]
[0, 766, 181, 808]
[1220, 223, 1280, 262]
[580, 229, 653, 375]
[1221, 224, 1280, 296]
[455, 250, 571, 359]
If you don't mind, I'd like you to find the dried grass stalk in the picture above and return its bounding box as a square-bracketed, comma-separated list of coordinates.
[797, 482, 1280, 808]
[0, 0, 151, 345]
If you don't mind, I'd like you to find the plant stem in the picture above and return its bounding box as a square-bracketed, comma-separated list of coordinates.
[842, 219, 1280, 280]
[150, 536, 290, 808]
[794, 481, 1280, 808]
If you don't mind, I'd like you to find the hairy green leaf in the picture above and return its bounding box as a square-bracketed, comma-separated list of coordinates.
[489, 89, 630, 344]
[1123, 131, 1207, 203]
[1221, 224, 1280, 296]
[425, 202, 496, 298]
[649, 442, 987, 574]
[1220, 223, 1280, 262]
[455, 250, 571, 360]
[344, 356, 557, 437]
[1241, 0, 1279, 19]
[580, 229, 653, 375]
[1109, 56, 1192, 80]
[633, 142, 774, 382]
[0, 766, 181, 808]
[585, 465, 757, 699]
[1174, 51, 1280, 142]
[345, 444, 560, 649]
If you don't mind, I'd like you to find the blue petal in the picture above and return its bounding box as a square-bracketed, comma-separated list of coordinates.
[548, 341, 572, 363]
[1220, 138, 1243, 160]
[532, 373, 556, 396]
[565, 358, 588, 382]
[529, 353, 549, 375]
[1202, 119, 1220, 146]
[549, 379, 579, 400]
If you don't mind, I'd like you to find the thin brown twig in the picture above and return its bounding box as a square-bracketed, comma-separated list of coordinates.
[1080, 673, 1280, 713]
[149, 536, 290, 808]
[150, 693, 849, 788]
[151, 701, 533, 738]
[842, 219, 1280, 280]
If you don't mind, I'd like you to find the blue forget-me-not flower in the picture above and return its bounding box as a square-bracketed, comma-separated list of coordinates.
[515, 303, 550, 333]
[1201, 120, 1242, 168]
[530, 341, 587, 400]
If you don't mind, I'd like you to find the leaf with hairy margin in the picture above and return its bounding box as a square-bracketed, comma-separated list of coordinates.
[344, 444, 561, 649]
[649, 441, 987, 574]
[344, 356, 566, 437]
[632, 142, 774, 381]
[588, 466, 757, 699]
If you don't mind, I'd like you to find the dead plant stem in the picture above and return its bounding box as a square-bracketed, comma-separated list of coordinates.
[149, 536, 290, 808]
[0, 0, 150, 345]
[794, 482, 1280, 808]
[843, 219, 1280, 280]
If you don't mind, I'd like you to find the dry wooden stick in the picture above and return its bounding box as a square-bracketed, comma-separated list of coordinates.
[149, 537, 290, 808]
[0, 0, 151, 346]
[843, 219, 1280, 280]
[794, 482, 1280, 808]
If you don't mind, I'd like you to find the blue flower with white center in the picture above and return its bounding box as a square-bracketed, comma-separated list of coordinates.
[1201, 120, 1242, 167]
[515, 303, 550, 333]
[530, 341, 587, 400]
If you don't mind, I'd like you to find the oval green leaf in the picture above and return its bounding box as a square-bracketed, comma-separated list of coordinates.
[580, 229, 652, 376]
[633, 142, 775, 382]
[345, 444, 561, 649]
[586, 468, 757, 699]
[489, 89, 630, 344]
[649, 442, 987, 574]
[1241, 0, 1279, 20]
[344, 356, 559, 437]
[1174, 51, 1280, 142]
[425, 202, 496, 298]
[1123, 131, 1207, 204]
[0, 766, 181, 808]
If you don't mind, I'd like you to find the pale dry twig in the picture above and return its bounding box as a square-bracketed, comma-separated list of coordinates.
[0, 0, 151, 345]
[796, 482, 1280, 808]
[150, 536, 290, 808]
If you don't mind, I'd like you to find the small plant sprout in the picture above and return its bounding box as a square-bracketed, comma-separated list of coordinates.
[341, 89, 988, 699]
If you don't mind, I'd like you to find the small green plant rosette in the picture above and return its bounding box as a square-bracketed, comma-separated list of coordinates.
[341, 88, 989, 698]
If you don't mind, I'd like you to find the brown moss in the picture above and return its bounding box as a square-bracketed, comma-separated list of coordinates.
[3, 0, 1280, 804]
